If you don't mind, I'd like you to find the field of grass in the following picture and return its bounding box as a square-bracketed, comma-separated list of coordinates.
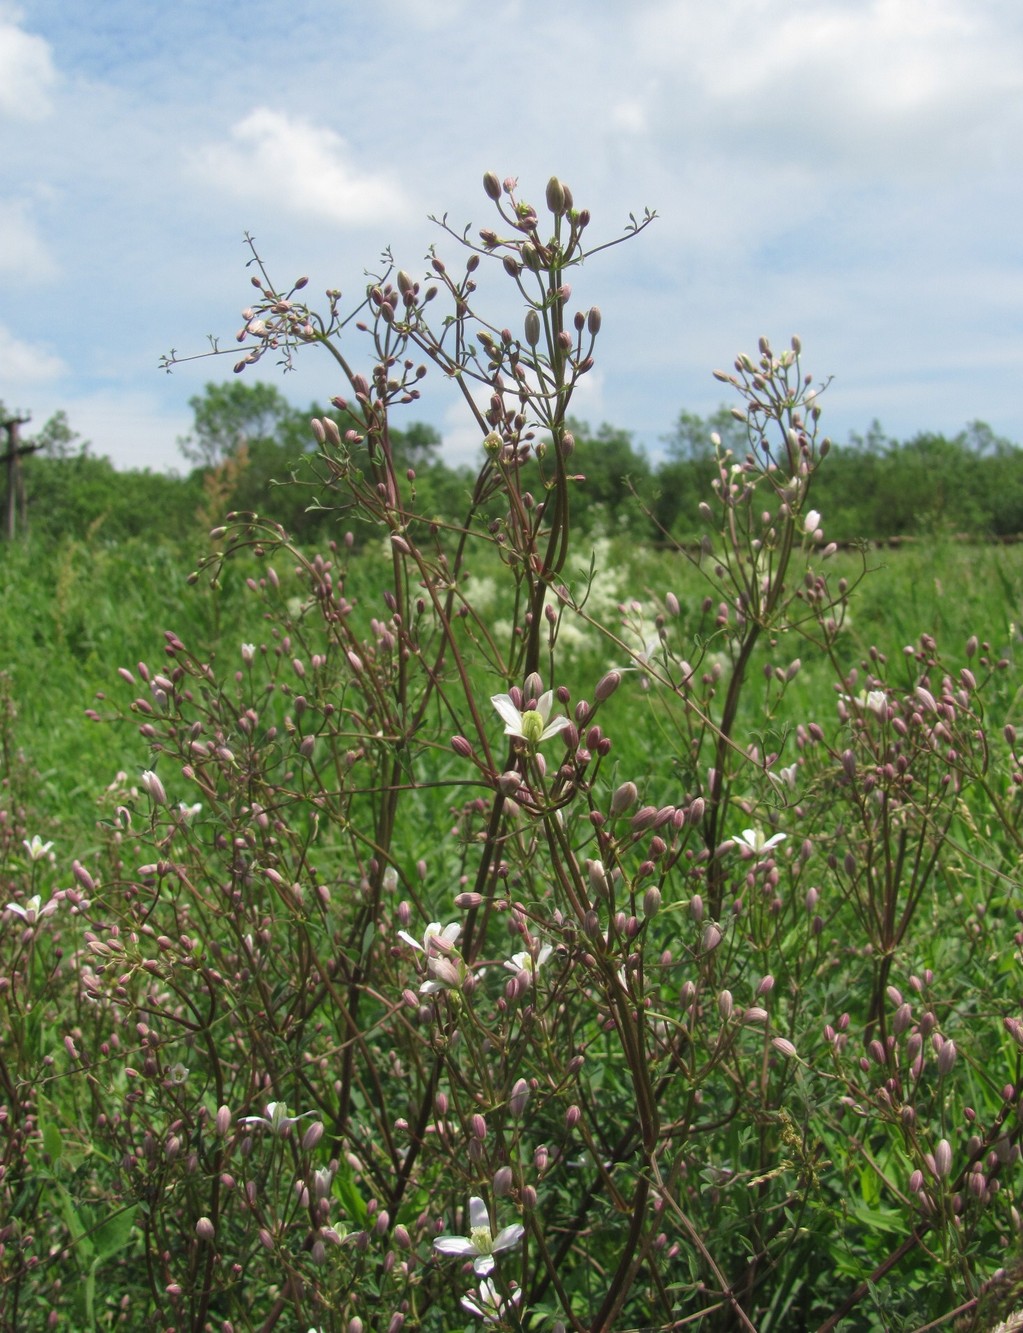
[4, 531, 1020, 846]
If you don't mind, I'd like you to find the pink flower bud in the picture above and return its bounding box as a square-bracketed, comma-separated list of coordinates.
[510, 1078, 530, 1117]
[701, 923, 721, 952]
[195, 1216, 215, 1242]
[611, 781, 638, 816]
[140, 770, 167, 806]
[302, 1121, 324, 1151]
[595, 670, 621, 702]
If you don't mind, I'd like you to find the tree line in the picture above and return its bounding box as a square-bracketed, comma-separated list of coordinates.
[7, 382, 1023, 546]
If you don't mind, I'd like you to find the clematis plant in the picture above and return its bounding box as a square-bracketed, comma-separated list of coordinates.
[434, 1195, 525, 1276]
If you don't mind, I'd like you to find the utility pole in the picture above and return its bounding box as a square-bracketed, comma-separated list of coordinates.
[1, 413, 39, 540]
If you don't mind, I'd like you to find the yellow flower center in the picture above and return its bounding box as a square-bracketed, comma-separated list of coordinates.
[520, 709, 544, 744]
[470, 1225, 494, 1254]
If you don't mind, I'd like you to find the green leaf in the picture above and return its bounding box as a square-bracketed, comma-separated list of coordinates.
[91, 1204, 139, 1267]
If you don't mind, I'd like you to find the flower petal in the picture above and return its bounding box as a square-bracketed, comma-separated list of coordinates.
[468, 1196, 490, 1231]
[539, 715, 571, 740]
[434, 1236, 477, 1258]
[490, 694, 523, 734]
[492, 1222, 525, 1253]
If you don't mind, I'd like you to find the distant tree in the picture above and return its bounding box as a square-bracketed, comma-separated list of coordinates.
[178, 381, 294, 468]
[564, 418, 652, 532]
[394, 422, 442, 470]
[664, 406, 749, 461]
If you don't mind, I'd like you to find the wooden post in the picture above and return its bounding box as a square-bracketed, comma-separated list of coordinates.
[0, 414, 39, 540]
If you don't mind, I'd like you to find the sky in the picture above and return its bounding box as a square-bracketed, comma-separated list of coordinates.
[1, 0, 1021, 473]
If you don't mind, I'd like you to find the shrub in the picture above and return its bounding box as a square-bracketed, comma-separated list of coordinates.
[2, 176, 1021, 1332]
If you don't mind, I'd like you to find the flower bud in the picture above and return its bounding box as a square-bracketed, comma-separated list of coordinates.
[302, 1120, 324, 1151]
[595, 670, 621, 702]
[140, 770, 167, 806]
[524, 310, 541, 346]
[483, 171, 502, 201]
[493, 1165, 514, 1196]
[586, 307, 602, 337]
[610, 781, 638, 816]
[701, 922, 721, 952]
[510, 1077, 530, 1117]
[545, 176, 567, 215]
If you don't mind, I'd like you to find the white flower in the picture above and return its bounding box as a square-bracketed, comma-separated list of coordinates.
[5, 894, 58, 925]
[842, 689, 887, 717]
[238, 1101, 316, 1136]
[460, 1276, 522, 1323]
[434, 1195, 525, 1276]
[178, 802, 202, 820]
[491, 691, 569, 747]
[22, 836, 53, 862]
[803, 509, 821, 535]
[503, 944, 553, 979]
[241, 643, 256, 666]
[733, 828, 787, 856]
[767, 763, 798, 791]
[397, 921, 461, 956]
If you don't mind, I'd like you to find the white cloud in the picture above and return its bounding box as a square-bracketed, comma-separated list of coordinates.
[0, 323, 66, 389]
[191, 108, 410, 227]
[57, 389, 189, 472]
[635, 0, 1023, 177]
[0, 199, 56, 278]
[0, 8, 57, 120]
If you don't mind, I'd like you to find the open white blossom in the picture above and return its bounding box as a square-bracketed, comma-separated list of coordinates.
[434, 1195, 524, 1276]
[460, 1276, 522, 1324]
[23, 836, 53, 862]
[397, 921, 461, 956]
[842, 689, 887, 717]
[5, 894, 58, 925]
[491, 691, 569, 747]
[734, 828, 787, 856]
[238, 1101, 316, 1136]
[503, 943, 553, 979]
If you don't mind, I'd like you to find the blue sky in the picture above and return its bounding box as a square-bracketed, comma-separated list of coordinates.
[1, 0, 1021, 471]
